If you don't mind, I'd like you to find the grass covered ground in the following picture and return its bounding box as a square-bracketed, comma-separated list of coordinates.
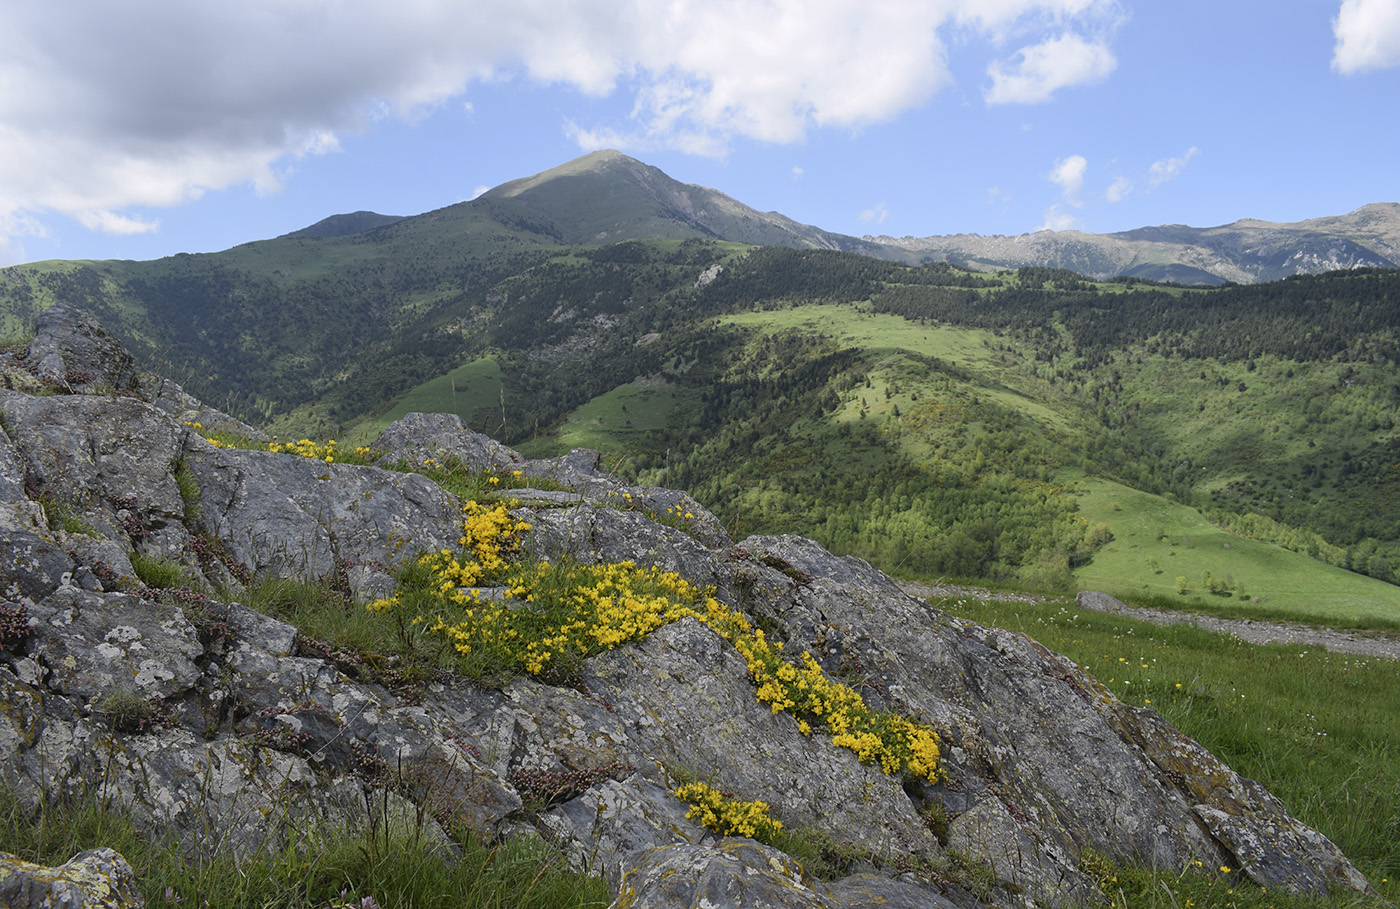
[373, 357, 506, 432]
[937, 594, 1399, 907]
[551, 379, 687, 454]
[1071, 473, 1400, 628]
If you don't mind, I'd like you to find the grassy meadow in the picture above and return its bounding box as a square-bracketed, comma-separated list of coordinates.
[1071, 474, 1400, 628]
[373, 356, 506, 433]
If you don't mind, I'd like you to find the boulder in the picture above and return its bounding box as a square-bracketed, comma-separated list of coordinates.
[0, 847, 144, 909]
[182, 440, 463, 581]
[25, 302, 139, 394]
[373, 412, 522, 472]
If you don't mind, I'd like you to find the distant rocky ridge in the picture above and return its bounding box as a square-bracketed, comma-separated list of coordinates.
[0, 303, 1377, 907]
[287, 151, 1399, 285]
[864, 202, 1400, 285]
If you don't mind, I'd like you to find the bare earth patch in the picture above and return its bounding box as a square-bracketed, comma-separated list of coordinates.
[901, 582, 1400, 662]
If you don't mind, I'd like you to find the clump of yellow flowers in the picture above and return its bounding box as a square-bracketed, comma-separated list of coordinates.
[371, 500, 941, 781]
[673, 781, 783, 842]
[269, 438, 338, 462]
[735, 633, 942, 780]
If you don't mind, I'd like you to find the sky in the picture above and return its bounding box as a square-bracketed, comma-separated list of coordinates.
[2, 0, 1399, 266]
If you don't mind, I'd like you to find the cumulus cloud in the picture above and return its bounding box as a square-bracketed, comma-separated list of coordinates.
[1048, 154, 1089, 207]
[859, 203, 891, 225]
[1333, 0, 1400, 73]
[1105, 175, 1132, 202]
[1148, 147, 1199, 188]
[0, 0, 1125, 257]
[792, 166, 805, 181]
[985, 33, 1117, 104]
[1037, 205, 1080, 231]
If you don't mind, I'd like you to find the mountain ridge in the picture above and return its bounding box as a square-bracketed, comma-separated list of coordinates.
[277, 151, 1398, 284]
[864, 200, 1400, 284]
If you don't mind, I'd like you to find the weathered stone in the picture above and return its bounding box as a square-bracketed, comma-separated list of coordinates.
[373, 412, 522, 472]
[0, 528, 76, 604]
[820, 873, 962, 909]
[727, 534, 1368, 900]
[183, 441, 463, 581]
[610, 839, 828, 909]
[26, 301, 139, 394]
[141, 374, 270, 442]
[24, 587, 203, 702]
[524, 448, 729, 549]
[0, 425, 46, 534]
[524, 504, 723, 588]
[0, 392, 191, 555]
[0, 847, 145, 909]
[540, 777, 702, 886]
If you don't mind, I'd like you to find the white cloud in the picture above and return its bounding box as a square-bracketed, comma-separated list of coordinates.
[1105, 175, 1132, 202]
[1037, 204, 1080, 231]
[75, 211, 161, 235]
[859, 203, 891, 225]
[0, 0, 1125, 254]
[1333, 0, 1400, 73]
[791, 166, 805, 181]
[985, 33, 1116, 104]
[470, 185, 491, 200]
[1148, 146, 1199, 188]
[0, 210, 49, 267]
[1048, 154, 1088, 207]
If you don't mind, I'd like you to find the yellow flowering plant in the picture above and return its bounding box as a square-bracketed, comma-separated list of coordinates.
[186, 426, 381, 465]
[370, 500, 941, 780]
[673, 781, 784, 843]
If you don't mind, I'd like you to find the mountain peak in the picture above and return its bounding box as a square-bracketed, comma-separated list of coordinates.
[281, 210, 404, 240]
[480, 149, 637, 201]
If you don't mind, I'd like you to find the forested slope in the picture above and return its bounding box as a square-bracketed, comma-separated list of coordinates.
[2, 239, 1397, 601]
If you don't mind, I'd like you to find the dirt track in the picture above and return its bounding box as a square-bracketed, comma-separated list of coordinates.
[900, 582, 1400, 662]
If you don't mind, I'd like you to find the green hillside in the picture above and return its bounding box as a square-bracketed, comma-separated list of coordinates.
[3, 182, 1399, 626]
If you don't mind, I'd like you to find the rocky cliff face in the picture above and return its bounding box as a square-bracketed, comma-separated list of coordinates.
[0, 304, 1375, 907]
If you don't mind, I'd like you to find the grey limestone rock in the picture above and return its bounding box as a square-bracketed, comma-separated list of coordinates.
[729, 534, 1367, 900]
[0, 392, 192, 555]
[373, 412, 522, 472]
[0, 847, 144, 909]
[610, 839, 829, 909]
[26, 301, 139, 394]
[141, 374, 270, 442]
[524, 504, 723, 586]
[24, 586, 203, 701]
[539, 777, 703, 886]
[0, 425, 46, 534]
[183, 440, 463, 581]
[0, 528, 76, 604]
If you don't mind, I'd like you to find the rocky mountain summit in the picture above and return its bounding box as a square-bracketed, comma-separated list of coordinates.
[0, 304, 1375, 907]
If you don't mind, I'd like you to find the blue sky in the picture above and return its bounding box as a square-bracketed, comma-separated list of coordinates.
[2, 0, 1398, 266]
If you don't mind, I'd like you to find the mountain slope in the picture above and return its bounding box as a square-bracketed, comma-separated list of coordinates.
[281, 210, 405, 239]
[870, 202, 1400, 284]
[476, 149, 898, 255]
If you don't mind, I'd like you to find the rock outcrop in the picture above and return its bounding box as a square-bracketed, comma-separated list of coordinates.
[0, 307, 1376, 907]
[0, 848, 144, 909]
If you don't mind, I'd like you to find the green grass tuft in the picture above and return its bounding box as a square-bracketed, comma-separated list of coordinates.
[0, 783, 609, 909]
